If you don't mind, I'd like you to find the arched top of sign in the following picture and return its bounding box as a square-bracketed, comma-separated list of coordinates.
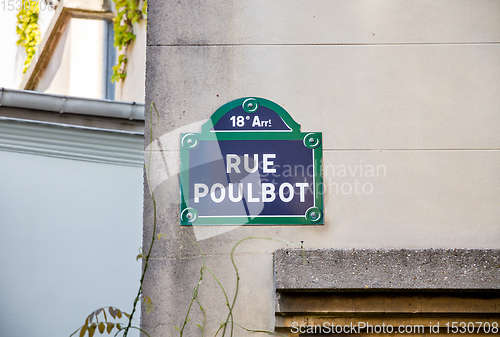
[202, 97, 301, 134]
[180, 97, 323, 226]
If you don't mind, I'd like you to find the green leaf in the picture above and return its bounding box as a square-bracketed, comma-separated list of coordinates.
[142, 0, 148, 18]
[108, 0, 147, 82]
[123, 32, 135, 42]
[16, 0, 41, 74]
[128, 0, 137, 11]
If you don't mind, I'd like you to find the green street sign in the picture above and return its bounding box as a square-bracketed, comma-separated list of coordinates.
[180, 97, 323, 225]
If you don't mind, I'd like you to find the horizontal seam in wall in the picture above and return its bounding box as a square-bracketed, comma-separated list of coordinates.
[147, 42, 500, 47]
[143, 148, 500, 152]
[322, 148, 500, 151]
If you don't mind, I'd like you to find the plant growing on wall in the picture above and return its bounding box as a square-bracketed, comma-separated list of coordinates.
[70, 103, 160, 337]
[70, 103, 302, 337]
[16, 0, 41, 74]
[15, 0, 146, 81]
[112, 0, 147, 83]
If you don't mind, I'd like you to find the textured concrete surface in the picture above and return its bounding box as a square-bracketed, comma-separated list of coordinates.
[319, 150, 500, 249]
[147, 0, 500, 45]
[144, 44, 500, 149]
[143, 0, 500, 336]
[275, 249, 500, 291]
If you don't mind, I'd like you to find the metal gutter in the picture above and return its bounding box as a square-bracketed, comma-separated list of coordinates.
[0, 88, 145, 121]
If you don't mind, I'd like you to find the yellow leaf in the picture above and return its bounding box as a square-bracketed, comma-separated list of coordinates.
[88, 323, 97, 337]
[98, 322, 105, 334]
[79, 325, 87, 337]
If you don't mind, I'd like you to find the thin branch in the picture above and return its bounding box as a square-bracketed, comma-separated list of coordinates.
[222, 236, 298, 337]
[233, 321, 287, 337]
[123, 102, 160, 337]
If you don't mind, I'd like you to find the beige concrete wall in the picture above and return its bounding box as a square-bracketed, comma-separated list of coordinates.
[143, 1, 500, 336]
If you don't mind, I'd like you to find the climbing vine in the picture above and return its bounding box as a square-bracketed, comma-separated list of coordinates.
[16, 0, 42, 74]
[178, 235, 298, 337]
[15, 0, 146, 81]
[70, 103, 304, 337]
[112, 0, 147, 83]
[70, 102, 160, 337]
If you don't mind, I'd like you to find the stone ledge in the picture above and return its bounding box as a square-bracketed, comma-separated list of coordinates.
[274, 248, 500, 291]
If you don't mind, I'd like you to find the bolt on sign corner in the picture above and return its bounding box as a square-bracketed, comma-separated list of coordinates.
[180, 97, 323, 225]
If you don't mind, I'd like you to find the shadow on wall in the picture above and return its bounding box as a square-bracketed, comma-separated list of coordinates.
[36, 21, 70, 93]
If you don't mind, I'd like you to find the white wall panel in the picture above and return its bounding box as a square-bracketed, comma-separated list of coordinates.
[0, 150, 142, 337]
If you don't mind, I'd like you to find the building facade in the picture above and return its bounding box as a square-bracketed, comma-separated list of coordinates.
[142, 1, 500, 336]
[0, 0, 146, 103]
[0, 88, 145, 337]
[0, 2, 147, 337]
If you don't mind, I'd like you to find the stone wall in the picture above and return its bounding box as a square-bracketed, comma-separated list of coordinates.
[143, 1, 500, 335]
